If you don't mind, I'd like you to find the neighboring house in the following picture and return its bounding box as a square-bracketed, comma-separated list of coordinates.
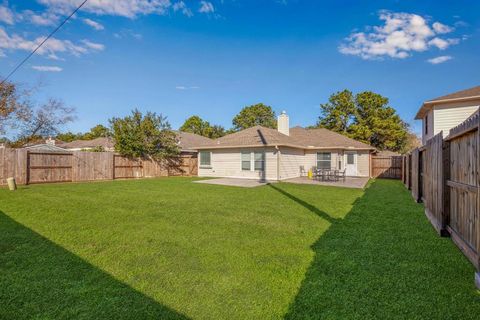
[415, 85, 480, 145]
[193, 112, 375, 181]
[62, 137, 115, 152]
[23, 137, 68, 152]
[374, 150, 401, 157]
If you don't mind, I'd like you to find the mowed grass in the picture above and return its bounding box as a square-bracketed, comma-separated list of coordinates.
[0, 178, 479, 319]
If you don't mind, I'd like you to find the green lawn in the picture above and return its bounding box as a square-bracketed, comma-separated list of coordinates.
[0, 178, 479, 319]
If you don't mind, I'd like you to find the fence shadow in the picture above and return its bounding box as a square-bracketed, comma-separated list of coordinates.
[282, 179, 480, 319]
[0, 211, 189, 320]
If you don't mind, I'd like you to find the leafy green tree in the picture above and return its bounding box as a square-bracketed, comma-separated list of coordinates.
[316, 90, 408, 152]
[180, 115, 226, 139]
[110, 109, 179, 160]
[232, 103, 277, 131]
[82, 124, 111, 140]
[317, 89, 356, 133]
[56, 132, 81, 142]
[349, 91, 408, 152]
[180, 115, 211, 136]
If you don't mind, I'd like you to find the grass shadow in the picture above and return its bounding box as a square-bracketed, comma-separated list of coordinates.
[283, 179, 480, 319]
[0, 211, 189, 320]
[268, 183, 340, 224]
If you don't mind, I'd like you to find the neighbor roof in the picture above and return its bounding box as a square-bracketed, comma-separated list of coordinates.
[415, 85, 480, 119]
[176, 131, 213, 151]
[194, 125, 375, 150]
[62, 137, 114, 150]
[24, 144, 69, 152]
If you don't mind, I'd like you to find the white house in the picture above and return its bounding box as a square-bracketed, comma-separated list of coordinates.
[415, 85, 480, 145]
[193, 112, 376, 181]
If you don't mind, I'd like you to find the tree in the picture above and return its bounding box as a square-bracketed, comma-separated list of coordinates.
[180, 115, 212, 136]
[110, 109, 179, 160]
[232, 103, 277, 131]
[316, 90, 408, 152]
[56, 132, 81, 142]
[18, 99, 76, 143]
[349, 91, 408, 152]
[82, 124, 111, 140]
[0, 81, 30, 135]
[317, 89, 356, 133]
[180, 115, 226, 139]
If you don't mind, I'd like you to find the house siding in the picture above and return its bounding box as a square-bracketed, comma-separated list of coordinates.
[356, 151, 370, 177]
[278, 147, 304, 180]
[422, 109, 434, 145]
[198, 147, 278, 180]
[433, 103, 479, 138]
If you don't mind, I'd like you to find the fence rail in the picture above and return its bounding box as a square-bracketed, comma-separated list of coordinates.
[0, 149, 197, 186]
[403, 112, 480, 279]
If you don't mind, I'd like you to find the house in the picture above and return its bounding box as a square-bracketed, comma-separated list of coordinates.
[23, 137, 68, 152]
[62, 137, 115, 151]
[193, 112, 375, 181]
[415, 85, 480, 145]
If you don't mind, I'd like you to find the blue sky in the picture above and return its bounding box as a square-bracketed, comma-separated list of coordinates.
[1, 0, 479, 136]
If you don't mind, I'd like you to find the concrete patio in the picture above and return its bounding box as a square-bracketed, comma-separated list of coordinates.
[194, 178, 274, 188]
[284, 176, 369, 189]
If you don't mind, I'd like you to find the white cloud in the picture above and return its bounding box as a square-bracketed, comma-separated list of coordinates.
[173, 1, 193, 17]
[432, 22, 453, 34]
[83, 18, 104, 30]
[339, 11, 458, 60]
[176, 85, 199, 90]
[20, 9, 59, 26]
[198, 1, 214, 13]
[81, 39, 105, 51]
[427, 55, 452, 64]
[37, 0, 174, 18]
[32, 65, 63, 72]
[0, 5, 14, 24]
[0, 27, 104, 58]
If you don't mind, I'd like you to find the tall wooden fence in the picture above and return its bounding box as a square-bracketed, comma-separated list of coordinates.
[403, 112, 480, 275]
[371, 156, 402, 179]
[0, 149, 197, 186]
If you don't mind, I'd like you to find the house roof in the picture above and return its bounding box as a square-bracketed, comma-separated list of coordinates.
[24, 138, 66, 147]
[62, 137, 114, 150]
[194, 125, 375, 150]
[415, 85, 480, 119]
[175, 131, 213, 151]
[24, 144, 70, 152]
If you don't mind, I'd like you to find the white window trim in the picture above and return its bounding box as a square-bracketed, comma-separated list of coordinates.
[241, 151, 265, 172]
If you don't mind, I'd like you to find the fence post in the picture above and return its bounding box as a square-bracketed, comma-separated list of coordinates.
[26, 150, 30, 185]
[112, 153, 115, 180]
[442, 140, 450, 237]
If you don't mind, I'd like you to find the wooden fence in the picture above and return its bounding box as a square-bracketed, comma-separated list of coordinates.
[371, 156, 402, 179]
[403, 112, 480, 277]
[0, 149, 197, 186]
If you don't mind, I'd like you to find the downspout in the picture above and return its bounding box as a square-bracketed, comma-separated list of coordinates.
[275, 145, 280, 181]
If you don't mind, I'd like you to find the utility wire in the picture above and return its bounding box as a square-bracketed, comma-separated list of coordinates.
[0, 0, 89, 86]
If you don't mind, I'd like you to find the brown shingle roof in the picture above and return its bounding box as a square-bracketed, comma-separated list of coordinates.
[176, 131, 213, 150]
[195, 125, 375, 150]
[289, 127, 374, 149]
[415, 85, 480, 119]
[62, 137, 114, 149]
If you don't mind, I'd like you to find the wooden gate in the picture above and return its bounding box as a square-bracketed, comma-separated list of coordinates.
[371, 156, 402, 179]
[27, 152, 73, 184]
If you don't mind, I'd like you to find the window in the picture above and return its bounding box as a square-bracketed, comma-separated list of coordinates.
[241, 152, 251, 171]
[254, 151, 265, 171]
[347, 153, 355, 165]
[426, 114, 429, 134]
[199, 151, 211, 167]
[316, 152, 331, 169]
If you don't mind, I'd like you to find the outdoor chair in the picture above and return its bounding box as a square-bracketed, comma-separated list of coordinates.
[337, 169, 346, 181]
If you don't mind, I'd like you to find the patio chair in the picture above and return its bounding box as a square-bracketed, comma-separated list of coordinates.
[300, 165, 306, 177]
[337, 169, 346, 182]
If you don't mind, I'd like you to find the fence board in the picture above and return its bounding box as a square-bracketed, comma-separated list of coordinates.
[371, 156, 402, 179]
[0, 149, 198, 186]
[411, 149, 420, 202]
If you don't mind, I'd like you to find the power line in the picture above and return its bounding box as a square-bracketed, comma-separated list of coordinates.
[0, 0, 89, 86]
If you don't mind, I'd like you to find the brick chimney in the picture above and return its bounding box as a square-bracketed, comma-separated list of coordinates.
[277, 111, 289, 136]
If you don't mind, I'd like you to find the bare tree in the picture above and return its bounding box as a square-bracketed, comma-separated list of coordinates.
[19, 99, 76, 141]
[0, 82, 30, 135]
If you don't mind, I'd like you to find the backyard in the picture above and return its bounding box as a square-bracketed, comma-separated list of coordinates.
[0, 178, 479, 319]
